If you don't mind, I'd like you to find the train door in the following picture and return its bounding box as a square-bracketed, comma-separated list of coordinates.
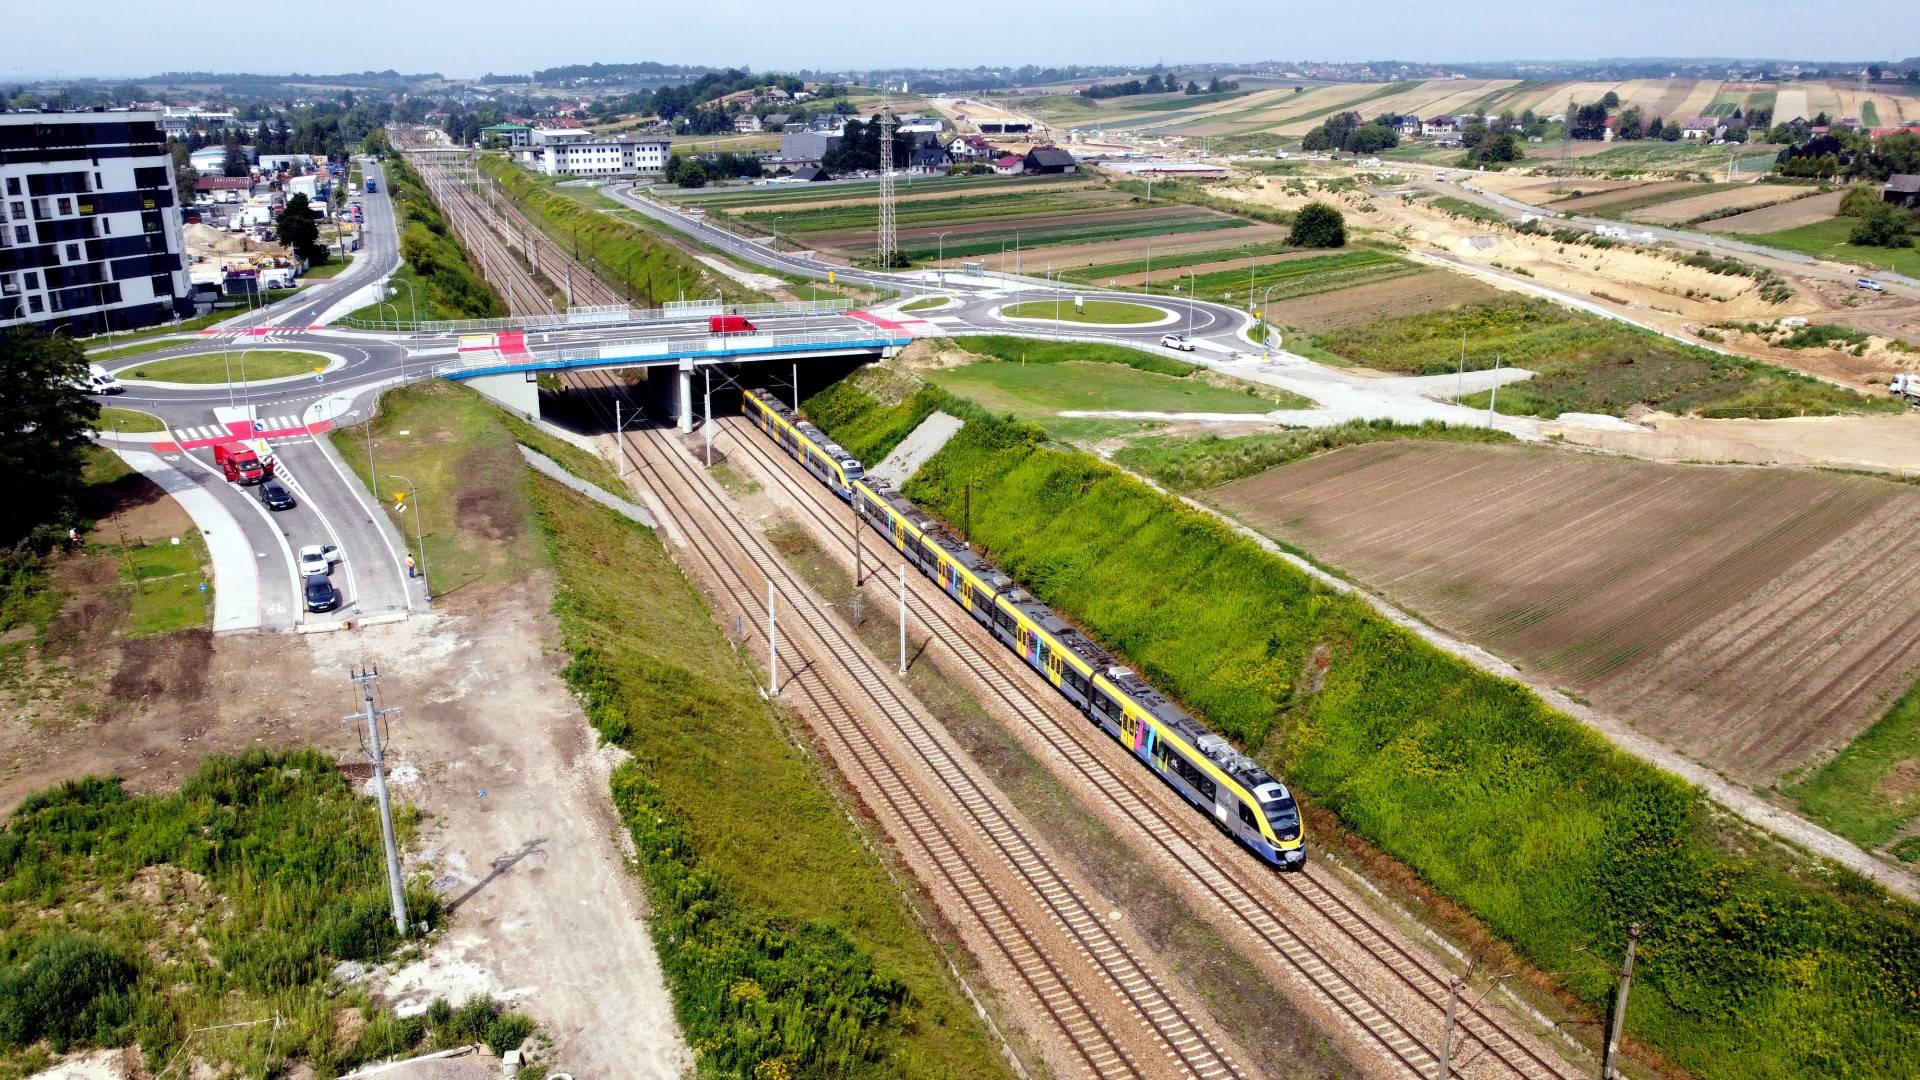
[959, 576, 975, 613]
[1042, 642, 1063, 687]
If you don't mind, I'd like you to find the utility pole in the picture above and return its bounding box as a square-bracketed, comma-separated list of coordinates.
[1602, 924, 1642, 1080]
[852, 489, 863, 586]
[1434, 975, 1465, 1080]
[877, 97, 898, 268]
[1486, 354, 1502, 426]
[704, 367, 713, 468]
[616, 400, 624, 478]
[346, 667, 408, 938]
[1455, 333, 1466, 403]
[897, 564, 908, 677]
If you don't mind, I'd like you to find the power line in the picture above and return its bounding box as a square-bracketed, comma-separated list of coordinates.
[877, 96, 898, 268]
[345, 665, 410, 937]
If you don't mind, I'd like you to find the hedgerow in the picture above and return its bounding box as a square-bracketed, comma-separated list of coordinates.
[804, 373, 1920, 1079]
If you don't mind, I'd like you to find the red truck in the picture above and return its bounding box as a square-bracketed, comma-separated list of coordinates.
[214, 442, 275, 484]
[709, 313, 756, 334]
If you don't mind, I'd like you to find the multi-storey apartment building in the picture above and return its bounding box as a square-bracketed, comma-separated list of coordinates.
[1, 110, 192, 335]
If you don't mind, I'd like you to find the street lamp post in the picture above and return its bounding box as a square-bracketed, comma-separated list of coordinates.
[390, 275, 418, 329]
[236, 343, 275, 429]
[936, 230, 952, 285]
[1184, 269, 1198, 331]
[1258, 283, 1285, 348]
[384, 473, 428, 594]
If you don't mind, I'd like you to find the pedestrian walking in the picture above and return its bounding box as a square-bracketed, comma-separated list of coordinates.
[66, 527, 79, 552]
[406, 553, 417, 578]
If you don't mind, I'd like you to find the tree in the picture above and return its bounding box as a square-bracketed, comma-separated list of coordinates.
[1346, 122, 1399, 153]
[1661, 122, 1683, 142]
[1839, 184, 1886, 217]
[1185, 81, 1202, 95]
[674, 159, 709, 188]
[1300, 126, 1333, 152]
[1616, 107, 1646, 140]
[1288, 201, 1346, 248]
[1868, 64, 1884, 81]
[0, 327, 99, 547]
[1323, 111, 1362, 149]
[1873, 130, 1920, 177]
[277, 193, 325, 265]
[167, 137, 198, 207]
[1601, 90, 1620, 109]
[1850, 204, 1913, 247]
[222, 138, 249, 178]
[1648, 116, 1665, 139]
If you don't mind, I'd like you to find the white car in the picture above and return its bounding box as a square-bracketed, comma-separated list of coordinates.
[1856, 278, 1885, 292]
[1160, 333, 1197, 351]
[297, 544, 341, 577]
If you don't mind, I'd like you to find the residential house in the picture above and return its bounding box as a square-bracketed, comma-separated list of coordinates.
[481, 122, 531, 147]
[949, 134, 996, 161]
[1421, 116, 1459, 137]
[789, 166, 830, 183]
[762, 114, 791, 133]
[907, 146, 952, 175]
[1884, 174, 1920, 209]
[1680, 116, 1718, 139]
[1023, 146, 1077, 174]
[532, 137, 672, 178]
[992, 154, 1025, 175]
[733, 114, 763, 134]
[1393, 116, 1424, 139]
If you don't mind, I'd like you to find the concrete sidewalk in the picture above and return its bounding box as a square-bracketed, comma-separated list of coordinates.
[518, 445, 657, 527]
[111, 447, 261, 632]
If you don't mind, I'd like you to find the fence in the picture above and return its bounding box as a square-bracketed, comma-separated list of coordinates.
[441, 328, 910, 379]
[337, 298, 854, 335]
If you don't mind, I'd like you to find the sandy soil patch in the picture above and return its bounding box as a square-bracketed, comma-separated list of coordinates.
[959, 222, 1293, 273]
[1469, 175, 1644, 203]
[1103, 247, 1325, 286]
[1698, 189, 1844, 234]
[1214, 440, 1920, 782]
[1627, 185, 1813, 226]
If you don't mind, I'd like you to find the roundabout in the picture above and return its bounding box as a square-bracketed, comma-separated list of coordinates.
[995, 298, 1180, 328]
[114, 348, 345, 387]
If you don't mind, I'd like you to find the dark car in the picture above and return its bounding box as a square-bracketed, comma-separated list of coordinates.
[256, 480, 296, 511]
[304, 573, 339, 613]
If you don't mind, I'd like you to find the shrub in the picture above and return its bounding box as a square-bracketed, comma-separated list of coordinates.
[0, 933, 138, 1051]
[1288, 201, 1347, 248]
[1851, 205, 1914, 248]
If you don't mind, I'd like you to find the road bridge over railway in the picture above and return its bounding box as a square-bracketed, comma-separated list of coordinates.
[442, 322, 912, 430]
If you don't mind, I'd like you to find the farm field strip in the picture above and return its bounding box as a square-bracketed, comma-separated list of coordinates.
[1023, 225, 1297, 276]
[884, 210, 1250, 261]
[1547, 181, 1701, 212]
[1212, 442, 1920, 783]
[1264, 271, 1501, 331]
[674, 175, 1091, 210]
[1624, 185, 1815, 226]
[1699, 186, 1845, 234]
[738, 188, 1137, 233]
[1060, 241, 1313, 284]
[1775, 89, 1811, 123]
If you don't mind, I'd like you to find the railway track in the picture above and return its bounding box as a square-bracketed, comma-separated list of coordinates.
[562, 370, 1248, 1079]
[712, 408, 1588, 1080]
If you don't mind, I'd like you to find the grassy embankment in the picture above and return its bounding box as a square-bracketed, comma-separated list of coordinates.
[344, 152, 506, 326]
[93, 407, 164, 434]
[477, 155, 760, 308]
[802, 369, 1920, 1080]
[1314, 296, 1898, 419]
[86, 337, 197, 363]
[1731, 217, 1920, 278]
[0, 749, 512, 1077]
[121, 350, 321, 385]
[334, 383, 1010, 1079]
[999, 299, 1165, 324]
[78, 309, 233, 354]
[1788, 681, 1920, 857]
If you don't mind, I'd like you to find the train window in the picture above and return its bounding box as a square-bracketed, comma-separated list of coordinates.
[1065, 671, 1088, 698]
[1093, 692, 1120, 718]
[995, 605, 1015, 630]
[1198, 776, 1216, 801]
[1238, 802, 1257, 828]
[1152, 738, 1173, 769]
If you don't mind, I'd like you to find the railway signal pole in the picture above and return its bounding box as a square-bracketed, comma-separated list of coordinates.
[898, 564, 908, 677]
[1602, 924, 1642, 1080]
[1434, 975, 1465, 1080]
[766, 579, 780, 697]
[852, 490, 863, 586]
[345, 667, 409, 938]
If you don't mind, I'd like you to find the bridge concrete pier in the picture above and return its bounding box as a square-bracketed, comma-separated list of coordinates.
[465, 371, 540, 420]
[678, 360, 694, 434]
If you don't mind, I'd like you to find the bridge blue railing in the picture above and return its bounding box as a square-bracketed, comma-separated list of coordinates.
[440, 331, 911, 380]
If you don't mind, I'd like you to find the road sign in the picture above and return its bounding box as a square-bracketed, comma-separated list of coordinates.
[827, 271, 837, 284]
[198, 582, 207, 594]
[314, 374, 325, 384]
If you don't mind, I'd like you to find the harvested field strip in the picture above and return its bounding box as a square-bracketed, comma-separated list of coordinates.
[1058, 240, 1306, 283]
[1548, 181, 1704, 212]
[892, 211, 1247, 261]
[1143, 249, 1417, 304]
[680, 178, 1095, 213]
[1266, 271, 1501, 331]
[1019, 224, 1295, 275]
[674, 173, 1077, 207]
[1213, 441, 1920, 781]
[740, 189, 1135, 233]
[1624, 185, 1815, 226]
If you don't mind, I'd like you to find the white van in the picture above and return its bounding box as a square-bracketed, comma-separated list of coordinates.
[84, 364, 124, 395]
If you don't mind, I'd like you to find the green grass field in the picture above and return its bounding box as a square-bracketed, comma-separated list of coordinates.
[300, 254, 353, 280]
[674, 173, 1077, 209]
[1114, 420, 1512, 490]
[899, 295, 950, 313]
[926, 360, 1288, 435]
[87, 336, 191, 363]
[1000, 299, 1166, 324]
[802, 372, 1920, 1080]
[76, 308, 232, 350]
[1552, 142, 1782, 176]
[1862, 101, 1882, 127]
[1787, 680, 1920, 848]
[94, 406, 165, 433]
[1319, 296, 1897, 418]
[115, 533, 210, 636]
[739, 187, 1130, 234]
[124, 350, 323, 384]
[1731, 216, 1920, 278]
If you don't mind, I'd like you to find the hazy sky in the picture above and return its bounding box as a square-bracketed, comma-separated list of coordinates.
[10, 1, 1918, 80]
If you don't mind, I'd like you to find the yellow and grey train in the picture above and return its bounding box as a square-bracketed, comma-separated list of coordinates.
[743, 389, 1306, 870]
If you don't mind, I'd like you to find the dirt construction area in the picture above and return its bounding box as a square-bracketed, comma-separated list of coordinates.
[1214, 441, 1920, 783]
[0, 574, 685, 1078]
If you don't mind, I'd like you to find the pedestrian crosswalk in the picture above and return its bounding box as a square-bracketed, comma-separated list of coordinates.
[172, 416, 305, 441]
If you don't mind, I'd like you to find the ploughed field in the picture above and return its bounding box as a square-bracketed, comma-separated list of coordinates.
[1214, 441, 1920, 782]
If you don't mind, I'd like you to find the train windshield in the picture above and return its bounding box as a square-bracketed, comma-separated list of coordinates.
[1255, 783, 1299, 834]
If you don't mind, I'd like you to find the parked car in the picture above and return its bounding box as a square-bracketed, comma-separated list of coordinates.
[1160, 333, 1196, 351]
[82, 364, 123, 395]
[304, 573, 340, 613]
[297, 544, 341, 576]
[1857, 278, 1885, 292]
[256, 480, 296, 511]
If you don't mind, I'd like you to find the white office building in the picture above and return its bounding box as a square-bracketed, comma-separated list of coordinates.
[529, 137, 672, 178]
[1, 110, 192, 334]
